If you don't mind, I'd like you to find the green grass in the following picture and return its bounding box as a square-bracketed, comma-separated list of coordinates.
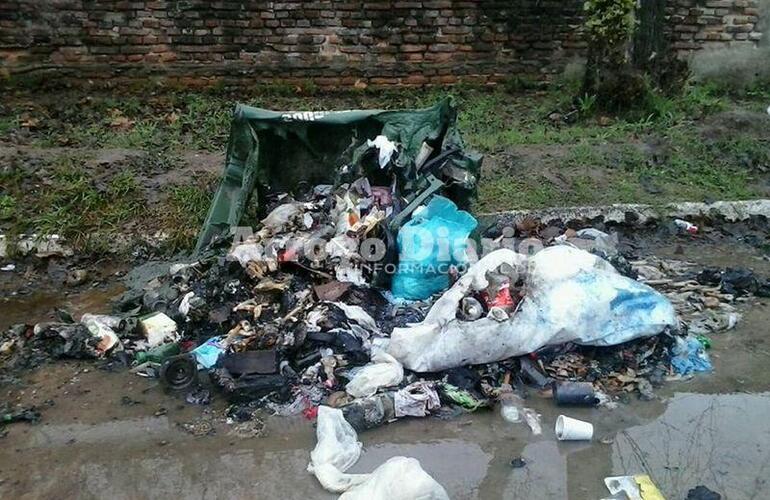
[0, 80, 767, 254]
[158, 182, 216, 251]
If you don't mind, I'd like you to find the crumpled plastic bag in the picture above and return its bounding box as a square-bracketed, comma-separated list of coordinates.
[339, 457, 449, 500]
[367, 135, 398, 168]
[391, 195, 478, 300]
[394, 381, 441, 418]
[308, 406, 362, 482]
[389, 246, 677, 372]
[345, 350, 404, 398]
[80, 313, 122, 354]
[308, 406, 448, 499]
[670, 335, 712, 375]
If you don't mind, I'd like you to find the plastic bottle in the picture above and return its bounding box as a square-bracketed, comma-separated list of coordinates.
[135, 342, 181, 364]
[498, 383, 521, 423]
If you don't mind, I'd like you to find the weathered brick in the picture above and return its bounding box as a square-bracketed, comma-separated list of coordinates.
[0, 0, 763, 87]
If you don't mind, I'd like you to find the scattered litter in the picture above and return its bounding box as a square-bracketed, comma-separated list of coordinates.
[1, 407, 41, 424]
[185, 388, 212, 405]
[603, 474, 664, 500]
[178, 417, 215, 437]
[228, 417, 266, 439]
[308, 406, 448, 499]
[389, 246, 676, 372]
[674, 218, 699, 235]
[553, 382, 599, 406]
[160, 354, 197, 390]
[391, 196, 477, 300]
[394, 381, 440, 418]
[1, 264, 14, 272]
[555, 415, 593, 441]
[367, 135, 398, 168]
[345, 350, 404, 398]
[140, 312, 179, 348]
[671, 335, 712, 375]
[5, 97, 766, 497]
[686, 485, 722, 500]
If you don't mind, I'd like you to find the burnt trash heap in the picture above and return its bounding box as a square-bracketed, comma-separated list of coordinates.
[2, 100, 769, 454]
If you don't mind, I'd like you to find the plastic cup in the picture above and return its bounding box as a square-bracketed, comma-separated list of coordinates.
[555, 415, 593, 441]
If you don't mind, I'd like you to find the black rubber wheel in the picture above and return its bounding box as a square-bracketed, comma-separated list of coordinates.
[160, 354, 198, 391]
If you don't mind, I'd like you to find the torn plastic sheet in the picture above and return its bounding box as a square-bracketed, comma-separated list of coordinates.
[191, 336, 225, 369]
[670, 335, 712, 375]
[80, 314, 122, 355]
[345, 349, 404, 398]
[367, 135, 398, 168]
[394, 381, 441, 418]
[389, 246, 677, 372]
[308, 406, 448, 499]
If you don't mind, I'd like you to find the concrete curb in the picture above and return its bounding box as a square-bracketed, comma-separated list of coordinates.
[479, 199, 770, 227]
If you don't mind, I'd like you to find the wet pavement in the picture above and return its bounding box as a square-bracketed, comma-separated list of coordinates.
[1, 240, 769, 499]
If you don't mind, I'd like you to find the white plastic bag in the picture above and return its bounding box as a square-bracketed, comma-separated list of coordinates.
[389, 246, 677, 372]
[345, 350, 404, 398]
[308, 406, 448, 499]
[308, 406, 362, 484]
[339, 457, 449, 500]
[394, 381, 441, 418]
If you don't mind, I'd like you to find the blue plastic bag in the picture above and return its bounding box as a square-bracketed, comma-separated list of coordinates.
[671, 335, 712, 375]
[192, 336, 225, 369]
[391, 196, 477, 300]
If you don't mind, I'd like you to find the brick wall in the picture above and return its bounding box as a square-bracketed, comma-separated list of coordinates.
[669, 0, 764, 51]
[0, 1, 764, 88]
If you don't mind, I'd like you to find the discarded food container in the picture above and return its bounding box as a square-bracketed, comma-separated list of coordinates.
[140, 312, 179, 348]
[553, 382, 599, 406]
[555, 415, 593, 441]
[604, 474, 664, 500]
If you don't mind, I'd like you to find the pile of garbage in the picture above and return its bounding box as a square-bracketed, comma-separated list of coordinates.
[2, 100, 768, 496]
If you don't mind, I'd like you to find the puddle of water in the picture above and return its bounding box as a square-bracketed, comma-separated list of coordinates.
[1, 240, 769, 498]
[0, 282, 125, 331]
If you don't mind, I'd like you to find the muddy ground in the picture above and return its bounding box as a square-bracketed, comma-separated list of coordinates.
[1, 235, 769, 499]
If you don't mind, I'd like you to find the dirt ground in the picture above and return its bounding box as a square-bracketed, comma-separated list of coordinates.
[1, 236, 769, 500]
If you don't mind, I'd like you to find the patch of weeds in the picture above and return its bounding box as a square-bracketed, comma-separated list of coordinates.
[177, 95, 232, 151]
[0, 194, 16, 220]
[676, 83, 726, 117]
[110, 121, 162, 149]
[476, 171, 560, 212]
[576, 93, 597, 116]
[659, 132, 759, 201]
[502, 75, 542, 93]
[21, 155, 147, 250]
[158, 180, 216, 251]
[566, 143, 604, 167]
[0, 115, 18, 135]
